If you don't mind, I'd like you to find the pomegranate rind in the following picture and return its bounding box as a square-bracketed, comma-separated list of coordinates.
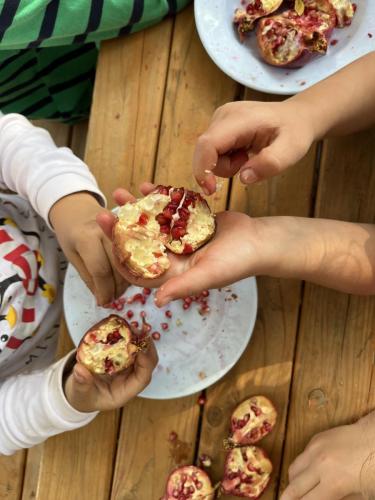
[76, 314, 139, 375]
[113, 186, 215, 279]
[229, 395, 277, 446]
[221, 446, 273, 499]
[328, 0, 355, 27]
[234, 0, 284, 38]
[257, 0, 336, 68]
[164, 465, 215, 500]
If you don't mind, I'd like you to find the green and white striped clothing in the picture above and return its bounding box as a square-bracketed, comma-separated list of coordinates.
[0, 1, 190, 122]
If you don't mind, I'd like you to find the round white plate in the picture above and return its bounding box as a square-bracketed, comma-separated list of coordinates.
[63, 264, 258, 400]
[195, 0, 374, 95]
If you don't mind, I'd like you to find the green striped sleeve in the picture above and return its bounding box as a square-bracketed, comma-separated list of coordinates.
[0, 0, 191, 49]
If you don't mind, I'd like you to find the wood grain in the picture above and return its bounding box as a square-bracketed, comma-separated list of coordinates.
[85, 20, 174, 204]
[280, 129, 375, 494]
[196, 87, 318, 499]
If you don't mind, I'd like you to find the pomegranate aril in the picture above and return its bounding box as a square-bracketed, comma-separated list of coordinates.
[170, 190, 183, 203]
[160, 224, 170, 234]
[163, 207, 175, 219]
[104, 357, 114, 374]
[183, 303, 190, 310]
[183, 244, 193, 254]
[152, 331, 161, 341]
[171, 226, 186, 240]
[201, 290, 209, 297]
[251, 405, 262, 417]
[184, 297, 192, 305]
[138, 212, 149, 225]
[156, 214, 169, 225]
[140, 311, 146, 318]
[161, 322, 169, 331]
[131, 321, 139, 329]
[126, 310, 134, 319]
[143, 287, 152, 296]
[198, 393, 206, 405]
[165, 310, 172, 318]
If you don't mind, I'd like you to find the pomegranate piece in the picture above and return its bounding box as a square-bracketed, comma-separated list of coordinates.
[113, 186, 215, 279]
[163, 466, 215, 500]
[257, 0, 336, 68]
[329, 0, 355, 27]
[221, 446, 272, 499]
[76, 315, 140, 375]
[228, 396, 277, 446]
[234, 0, 283, 39]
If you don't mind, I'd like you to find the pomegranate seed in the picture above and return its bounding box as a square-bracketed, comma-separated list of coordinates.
[130, 321, 139, 329]
[183, 303, 190, 310]
[118, 297, 126, 304]
[201, 290, 209, 297]
[138, 212, 149, 225]
[163, 207, 175, 219]
[126, 310, 134, 319]
[143, 288, 152, 296]
[169, 430, 178, 441]
[104, 357, 114, 374]
[183, 243, 193, 254]
[156, 214, 169, 225]
[198, 393, 206, 405]
[140, 311, 146, 319]
[170, 190, 183, 203]
[184, 297, 192, 305]
[142, 323, 152, 334]
[160, 224, 170, 234]
[171, 226, 186, 240]
[251, 405, 262, 417]
[161, 322, 169, 331]
[152, 331, 161, 341]
[196, 481, 203, 490]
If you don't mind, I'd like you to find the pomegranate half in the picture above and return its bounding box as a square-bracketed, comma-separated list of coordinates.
[257, 0, 336, 68]
[221, 446, 273, 499]
[76, 314, 140, 375]
[113, 185, 215, 279]
[234, 0, 284, 39]
[227, 395, 277, 447]
[162, 465, 215, 500]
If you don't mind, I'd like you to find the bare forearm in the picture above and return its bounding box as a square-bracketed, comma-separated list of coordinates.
[256, 216, 375, 295]
[290, 52, 375, 139]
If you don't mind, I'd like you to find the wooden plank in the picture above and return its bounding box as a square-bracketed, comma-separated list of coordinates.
[85, 19, 174, 204]
[110, 6, 239, 499]
[197, 89, 317, 499]
[279, 129, 375, 494]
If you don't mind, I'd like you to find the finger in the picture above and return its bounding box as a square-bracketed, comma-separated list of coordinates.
[213, 149, 249, 179]
[112, 188, 136, 206]
[280, 470, 320, 500]
[139, 182, 156, 196]
[155, 259, 218, 307]
[71, 363, 95, 391]
[116, 341, 158, 404]
[239, 133, 294, 184]
[289, 451, 315, 481]
[193, 134, 219, 195]
[69, 252, 95, 296]
[77, 241, 115, 306]
[96, 211, 117, 241]
[102, 238, 128, 299]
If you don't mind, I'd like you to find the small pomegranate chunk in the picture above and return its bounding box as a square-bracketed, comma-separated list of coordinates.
[161, 322, 169, 331]
[113, 185, 215, 279]
[199, 454, 212, 468]
[152, 331, 161, 341]
[221, 446, 272, 499]
[143, 287, 152, 295]
[165, 310, 172, 318]
[228, 396, 277, 447]
[163, 466, 214, 500]
[329, 0, 355, 27]
[233, 0, 283, 39]
[76, 315, 141, 375]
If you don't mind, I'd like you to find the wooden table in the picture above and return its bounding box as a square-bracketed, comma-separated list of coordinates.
[2, 5, 375, 500]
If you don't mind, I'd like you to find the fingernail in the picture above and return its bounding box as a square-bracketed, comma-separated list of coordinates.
[240, 168, 258, 184]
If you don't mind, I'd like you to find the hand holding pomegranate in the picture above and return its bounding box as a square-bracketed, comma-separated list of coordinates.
[281, 412, 375, 500]
[50, 192, 128, 307]
[63, 339, 158, 413]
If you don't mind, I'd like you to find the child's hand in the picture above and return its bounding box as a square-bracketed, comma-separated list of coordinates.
[281, 412, 375, 500]
[193, 100, 315, 194]
[96, 184, 278, 306]
[64, 341, 158, 413]
[49, 192, 127, 306]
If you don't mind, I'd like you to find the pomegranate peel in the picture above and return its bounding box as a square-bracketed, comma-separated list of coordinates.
[221, 446, 272, 499]
[225, 396, 277, 447]
[76, 314, 143, 375]
[113, 185, 215, 279]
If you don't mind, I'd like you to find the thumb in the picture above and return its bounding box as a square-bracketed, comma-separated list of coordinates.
[96, 211, 116, 240]
[239, 135, 295, 184]
[71, 363, 95, 393]
[155, 263, 217, 306]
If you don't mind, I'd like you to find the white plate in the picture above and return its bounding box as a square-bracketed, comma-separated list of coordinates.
[195, 0, 374, 94]
[63, 264, 258, 400]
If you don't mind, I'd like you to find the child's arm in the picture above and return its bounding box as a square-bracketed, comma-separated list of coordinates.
[0, 345, 157, 455]
[193, 51, 375, 193]
[0, 113, 125, 306]
[97, 186, 375, 304]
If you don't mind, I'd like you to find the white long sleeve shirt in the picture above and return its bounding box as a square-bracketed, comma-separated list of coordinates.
[0, 114, 105, 455]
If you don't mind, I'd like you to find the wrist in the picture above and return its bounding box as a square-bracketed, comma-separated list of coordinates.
[49, 191, 101, 229]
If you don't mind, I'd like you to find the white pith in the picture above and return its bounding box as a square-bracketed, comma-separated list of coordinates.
[329, 0, 354, 27]
[232, 396, 277, 444]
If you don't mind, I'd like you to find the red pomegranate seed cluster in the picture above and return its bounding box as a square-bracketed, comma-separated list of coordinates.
[154, 185, 204, 254]
[181, 290, 211, 315]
